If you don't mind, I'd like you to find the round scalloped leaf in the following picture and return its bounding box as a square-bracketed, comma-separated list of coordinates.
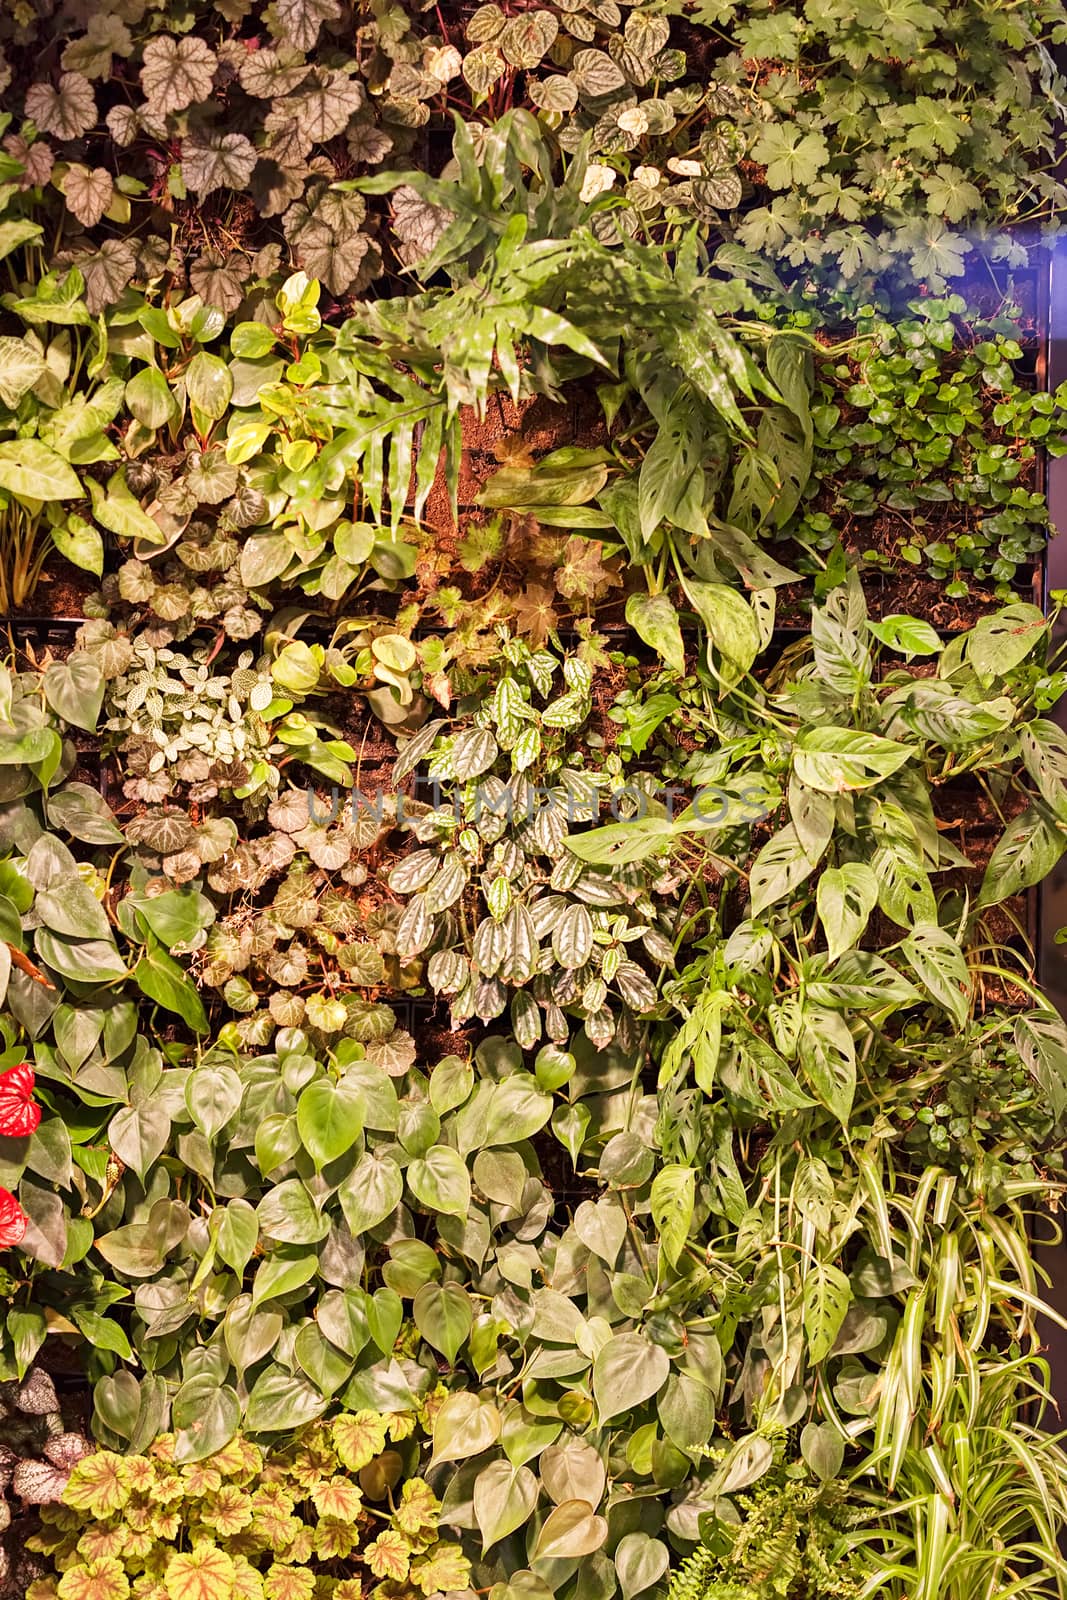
[268, 0, 342, 52]
[291, 71, 365, 142]
[140, 34, 217, 113]
[182, 133, 257, 198]
[238, 45, 310, 98]
[529, 75, 579, 112]
[61, 164, 113, 228]
[24, 73, 96, 140]
[462, 45, 506, 94]
[163, 1544, 235, 1600]
[63, 1452, 131, 1517]
[499, 11, 558, 67]
[12, 1459, 71, 1505]
[332, 1410, 388, 1471]
[56, 1555, 129, 1600]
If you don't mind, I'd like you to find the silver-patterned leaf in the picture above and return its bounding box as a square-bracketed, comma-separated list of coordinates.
[389, 850, 440, 893]
[396, 894, 433, 959]
[502, 904, 538, 984]
[12, 1460, 69, 1505]
[585, 1006, 616, 1047]
[473, 916, 508, 978]
[486, 875, 512, 921]
[24, 73, 96, 140]
[62, 164, 113, 227]
[393, 719, 447, 783]
[530, 894, 567, 939]
[427, 949, 468, 993]
[424, 857, 468, 913]
[499, 10, 558, 67]
[462, 44, 506, 93]
[474, 976, 508, 1021]
[182, 132, 257, 197]
[141, 34, 217, 112]
[43, 1434, 93, 1470]
[452, 726, 498, 780]
[16, 1369, 59, 1415]
[553, 902, 594, 969]
[614, 961, 657, 1012]
[466, 2, 506, 41]
[511, 988, 542, 1049]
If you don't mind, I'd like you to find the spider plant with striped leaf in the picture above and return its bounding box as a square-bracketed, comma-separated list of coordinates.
[847, 1350, 1067, 1600]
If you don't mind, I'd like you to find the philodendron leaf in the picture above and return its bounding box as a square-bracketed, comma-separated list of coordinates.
[0, 439, 82, 500]
[615, 1533, 670, 1600]
[792, 727, 912, 793]
[172, 1377, 239, 1464]
[0, 338, 47, 408]
[413, 1280, 473, 1364]
[625, 592, 685, 674]
[296, 1077, 365, 1168]
[802, 1261, 852, 1363]
[406, 1144, 471, 1216]
[52, 514, 104, 576]
[431, 1392, 502, 1465]
[43, 655, 104, 732]
[899, 922, 971, 1028]
[533, 1498, 609, 1560]
[592, 1333, 669, 1423]
[475, 1461, 539, 1552]
[649, 1165, 695, 1271]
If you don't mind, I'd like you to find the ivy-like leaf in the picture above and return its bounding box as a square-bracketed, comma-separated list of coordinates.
[182, 133, 257, 198]
[140, 34, 218, 113]
[62, 165, 113, 228]
[24, 73, 96, 140]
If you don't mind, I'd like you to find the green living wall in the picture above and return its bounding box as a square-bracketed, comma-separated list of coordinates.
[0, 2, 1066, 1598]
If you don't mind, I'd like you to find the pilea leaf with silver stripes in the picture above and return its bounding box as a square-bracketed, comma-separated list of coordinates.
[393, 718, 447, 783]
[427, 950, 467, 993]
[502, 904, 538, 984]
[510, 989, 542, 1049]
[513, 725, 541, 771]
[486, 875, 512, 921]
[424, 857, 469, 913]
[615, 961, 658, 1011]
[396, 894, 433, 959]
[388, 849, 440, 893]
[452, 726, 498, 780]
[473, 917, 509, 977]
[553, 902, 594, 969]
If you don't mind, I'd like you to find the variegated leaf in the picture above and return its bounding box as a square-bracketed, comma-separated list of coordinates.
[511, 989, 542, 1048]
[474, 976, 508, 1021]
[396, 894, 434, 959]
[553, 902, 594, 969]
[425, 857, 469, 913]
[513, 725, 541, 772]
[502, 904, 539, 984]
[427, 949, 468, 993]
[452, 726, 498, 780]
[615, 961, 658, 1011]
[473, 916, 509, 977]
[389, 849, 439, 893]
[486, 874, 512, 921]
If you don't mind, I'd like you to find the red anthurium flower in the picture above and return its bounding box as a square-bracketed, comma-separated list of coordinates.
[0, 1188, 28, 1248]
[0, 1064, 39, 1139]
